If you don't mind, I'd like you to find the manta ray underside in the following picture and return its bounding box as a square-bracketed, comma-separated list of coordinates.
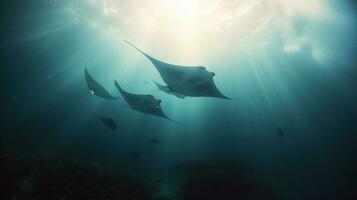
[114, 81, 176, 122]
[154, 80, 185, 98]
[124, 40, 230, 99]
[85, 67, 118, 100]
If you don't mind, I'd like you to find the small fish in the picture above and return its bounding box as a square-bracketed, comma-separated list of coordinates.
[147, 138, 160, 144]
[101, 117, 117, 131]
[277, 128, 285, 137]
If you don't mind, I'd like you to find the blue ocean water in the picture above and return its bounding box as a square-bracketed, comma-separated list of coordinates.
[1, 1, 356, 199]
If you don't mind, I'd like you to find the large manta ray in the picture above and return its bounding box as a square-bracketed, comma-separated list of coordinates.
[124, 40, 230, 99]
[114, 81, 177, 123]
[85, 67, 118, 100]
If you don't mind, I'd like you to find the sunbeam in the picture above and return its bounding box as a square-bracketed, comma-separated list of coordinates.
[1, 0, 357, 199]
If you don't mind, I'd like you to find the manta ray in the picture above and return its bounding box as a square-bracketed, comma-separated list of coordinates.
[123, 40, 230, 99]
[114, 81, 177, 123]
[101, 117, 117, 131]
[85, 67, 118, 100]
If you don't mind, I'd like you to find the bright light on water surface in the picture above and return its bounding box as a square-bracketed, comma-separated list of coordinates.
[67, 0, 355, 66]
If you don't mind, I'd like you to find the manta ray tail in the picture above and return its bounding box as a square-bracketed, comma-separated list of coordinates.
[164, 117, 186, 125]
[218, 94, 233, 100]
[153, 80, 160, 86]
[152, 80, 167, 88]
[171, 120, 186, 125]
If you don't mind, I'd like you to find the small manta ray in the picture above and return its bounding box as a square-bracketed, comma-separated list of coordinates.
[85, 67, 118, 100]
[130, 152, 140, 158]
[101, 117, 117, 131]
[114, 81, 178, 123]
[277, 128, 285, 137]
[147, 138, 160, 144]
[154, 80, 185, 98]
[123, 40, 230, 99]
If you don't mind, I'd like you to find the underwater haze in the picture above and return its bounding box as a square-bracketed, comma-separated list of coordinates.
[1, 0, 357, 199]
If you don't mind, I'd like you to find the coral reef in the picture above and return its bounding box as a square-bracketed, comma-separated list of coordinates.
[0, 153, 152, 200]
[173, 160, 279, 200]
[1, 153, 280, 200]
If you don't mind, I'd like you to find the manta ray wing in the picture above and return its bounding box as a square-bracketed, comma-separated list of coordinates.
[186, 78, 231, 99]
[114, 80, 146, 106]
[124, 40, 201, 85]
[85, 67, 118, 100]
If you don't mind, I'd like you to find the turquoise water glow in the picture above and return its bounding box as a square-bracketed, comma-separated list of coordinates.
[1, 0, 356, 199]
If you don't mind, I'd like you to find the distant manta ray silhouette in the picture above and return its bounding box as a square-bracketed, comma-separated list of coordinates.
[84, 66, 118, 100]
[123, 40, 231, 99]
